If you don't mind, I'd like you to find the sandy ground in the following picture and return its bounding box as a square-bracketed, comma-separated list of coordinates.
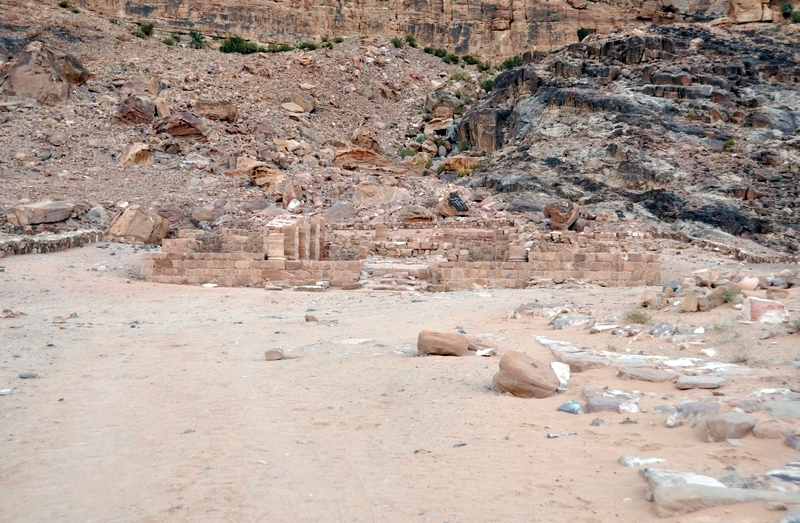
[1, 244, 800, 522]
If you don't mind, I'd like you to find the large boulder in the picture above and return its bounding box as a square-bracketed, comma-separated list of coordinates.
[12, 201, 74, 225]
[417, 330, 470, 356]
[119, 143, 153, 166]
[105, 205, 169, 244]
[397, 205, 436, 223]
[116, 95, 156, 124]
[543, 199, 579, 230]
[0, 42, 90, 104]
[741, 297, 789, 324]
[492, 350, 559, 398]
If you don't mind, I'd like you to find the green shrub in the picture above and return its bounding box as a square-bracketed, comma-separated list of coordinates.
[415, 134, 425, 143]
[57, 0, 69, 7]
[450, 72, 470, 82]
[171, 32, 181, 42]
[390, 36, 404, 48]
[430, 47, 447, 58]
[577, 27, 596, 42]
[397, 148, 417, 158]
[267, 43, 294, 52]
[110, 18, 118, 24]
[297, 41, 317, 50]
[463, 54, 479, 65]
[140, 23, 154, 36]
[423, 46, 434, 54]
[476, 61, 492, 72]
[481, 78, 495, 92]
[322, 41, 334, 49]
[500, 55, 522, 70]
[131, 29, 147, 39]
[189, 30, 205, 49]
[793, 9, 800, 21]
[71, 7, 79, 13]
[723, 138, 735, 149]
[321, 35, 331, 43]
[442, 54, 460, 64]
[162, 37, 177, 46]
[405, 34, 418, 47]
[333, 36, 344, 43]
[623, 308, 652, 324]
[458, 139, 469, 151]
[220, 35, 265, 54]
[782, 3, 794, 17]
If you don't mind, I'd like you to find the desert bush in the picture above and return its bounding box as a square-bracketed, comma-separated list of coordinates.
[57, 0, 69, 7]
[189, 30, 205, 49]
[793, 9, 800, 22]
[481, 78, 495, 92]
[624, 308, 652, 324]
[405, 34, 418, 47]
[333, 36, 344, 43]
[297, 41, 317, 50]
[140, 23, 154, 36]
[722, 287, 741, 304]
[458, 139, 470, 151]
[162, 37, 176, 46]
[577, 27, 596, 42]
[71, 7, 79, 13]
[131, 29, 147, 39]
[500, 55, 522, 70]
[442, 54, 460, 64]
[450, 72, 470, 82]
[267, 43, 294, 52]
[390, 36, 404, 48]
[220, 36, 265, 54]
[723, 138, 735, 149]
[782, 2, 794, 16]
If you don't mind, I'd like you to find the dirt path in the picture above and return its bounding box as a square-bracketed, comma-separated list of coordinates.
[1, 245, 798, 522]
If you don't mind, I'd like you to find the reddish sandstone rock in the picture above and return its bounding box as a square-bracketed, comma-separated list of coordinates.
[543, 200, 579, 230]
[741, 297, 789, 324]
[417, 330, 470, 356]
[492, 350, 559, 398]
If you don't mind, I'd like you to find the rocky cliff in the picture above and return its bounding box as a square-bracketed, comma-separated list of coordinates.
[70, 0, 643, 56]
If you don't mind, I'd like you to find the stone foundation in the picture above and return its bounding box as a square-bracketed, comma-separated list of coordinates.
[141, 218, 661, 290]
[0, 229, 103, 256]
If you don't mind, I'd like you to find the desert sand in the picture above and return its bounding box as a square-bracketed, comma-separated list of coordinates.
[1, 244, 799, 522]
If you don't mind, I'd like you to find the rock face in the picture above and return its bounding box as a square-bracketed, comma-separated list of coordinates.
[543, 200, 579, 230]
[457, 26, 800, 255]
[417, 330, 470, 356]
[105, 205, 170, 244]
[492, 351, 559, 398]
[0, 41, 90, 104]
[78, 0, 644, 56]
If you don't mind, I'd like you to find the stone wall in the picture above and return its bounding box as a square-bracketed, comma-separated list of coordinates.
[74, 0, 641, 56]
[140, 218, 661, 290]
[0, 229, 103, 257]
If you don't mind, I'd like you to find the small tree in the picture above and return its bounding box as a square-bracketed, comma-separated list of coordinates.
[781, 3, 794, 17]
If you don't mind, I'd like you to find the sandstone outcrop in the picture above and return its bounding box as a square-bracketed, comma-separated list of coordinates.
[78, 0, 644, 56]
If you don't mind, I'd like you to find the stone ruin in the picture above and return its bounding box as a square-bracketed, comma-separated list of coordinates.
[140, 216, 661, 291]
